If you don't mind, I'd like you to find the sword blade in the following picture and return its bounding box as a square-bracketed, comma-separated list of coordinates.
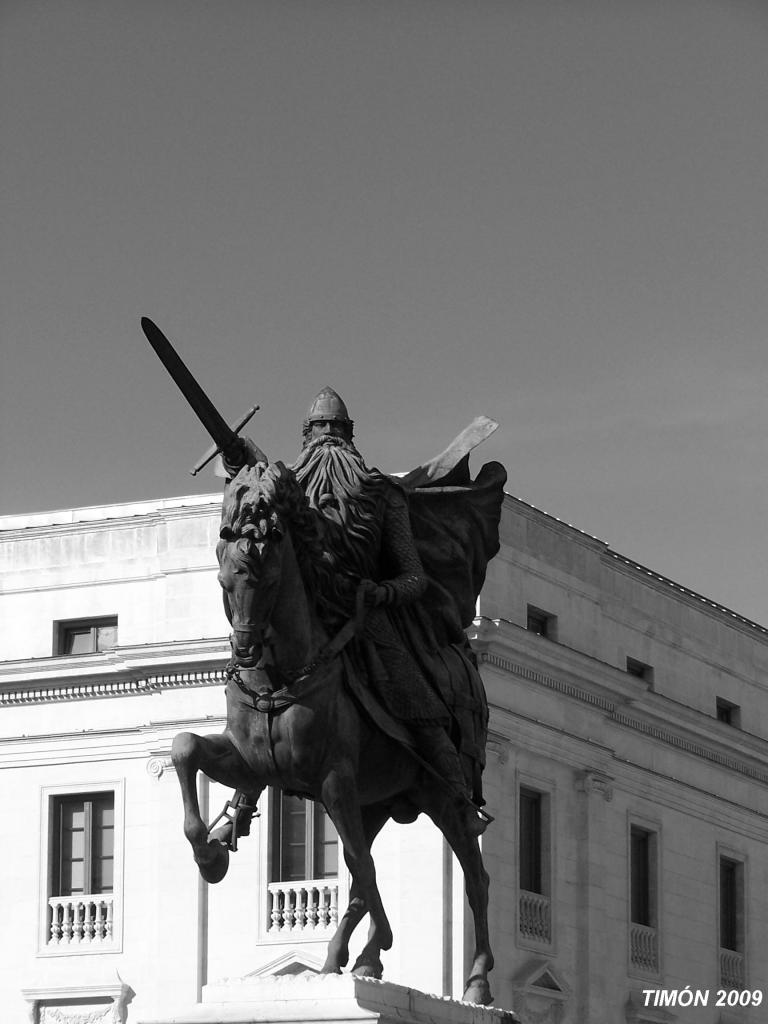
[141, 317, 238, 452]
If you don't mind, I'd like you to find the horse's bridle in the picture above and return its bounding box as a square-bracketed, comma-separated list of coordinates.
[225, 584, 368, 714]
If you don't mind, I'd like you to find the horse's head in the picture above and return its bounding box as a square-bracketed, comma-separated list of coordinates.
[217, 461, 299, 667]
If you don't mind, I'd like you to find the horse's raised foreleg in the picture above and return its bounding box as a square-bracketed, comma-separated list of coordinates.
[171, 731, 262, 884]
[321, 803, 390, 975]
[432, 803, 494, 1006]
[321, 771, 393, 979]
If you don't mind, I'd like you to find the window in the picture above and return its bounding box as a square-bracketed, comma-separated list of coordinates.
[628, 824, 659, 975]
[52, 794, 114, 897]
[716, 698, 740, 728]
[719, 856, 744, 950]
[526, 605, 556, 640]
[719, 853, 746, 987]
[630, 827, 652, 926]
[518, 787, 551, 945]
[54, 617, 117, 656]
[43, 789, 119, 950]
[626, 658, 654, 686]
[267, 791, 341, 934]
[519, 789, 543, 894]
[720, 859, 739, 950]
[271, 791, 338, 882]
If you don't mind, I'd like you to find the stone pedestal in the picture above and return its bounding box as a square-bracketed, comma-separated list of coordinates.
[140, 973, 518, 1024]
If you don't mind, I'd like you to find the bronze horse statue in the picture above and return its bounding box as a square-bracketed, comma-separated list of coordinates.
[171, 460, 496, 1004]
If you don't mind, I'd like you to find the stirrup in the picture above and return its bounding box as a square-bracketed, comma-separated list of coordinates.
[207, 790, 258, 853]
[462, 798, 494, 837]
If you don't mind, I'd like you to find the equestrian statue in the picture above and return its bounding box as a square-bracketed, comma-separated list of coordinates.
[141, 318, 507, 1005]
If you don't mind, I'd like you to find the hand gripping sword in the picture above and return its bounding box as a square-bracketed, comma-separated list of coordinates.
[140, 317, 259, 475]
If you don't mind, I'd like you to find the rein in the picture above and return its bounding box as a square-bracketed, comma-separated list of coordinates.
[226, 586, 367, 715]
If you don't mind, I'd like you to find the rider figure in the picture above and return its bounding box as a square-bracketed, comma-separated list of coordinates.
[223, 387, 487, 836]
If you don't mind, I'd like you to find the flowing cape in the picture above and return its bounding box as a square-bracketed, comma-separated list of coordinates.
[390, 417, 507, 649]
[382, 420, 506, 795]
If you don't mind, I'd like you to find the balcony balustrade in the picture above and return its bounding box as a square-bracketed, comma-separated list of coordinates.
[629, 923, 659, 973]
[720, 948, 745, 988]
[267, 879, 339, 933]
[519, 890, 551, 943]
[48, 894, 114, 946]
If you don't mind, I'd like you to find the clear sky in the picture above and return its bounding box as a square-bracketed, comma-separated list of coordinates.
[2, 1, 767, 624]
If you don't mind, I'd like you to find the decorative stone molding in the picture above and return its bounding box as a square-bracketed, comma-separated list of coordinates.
[22, 978, 134, 1024]
[244, 948, 325, 977]
[1, 668, 226, 707]
[509, 997, 561, 1024]
[611, 710, 768, 786]
[41, 1009, 112, 1024]
[624, 988, 676, 1023]
[476, 638, 768, 788]
[575, 770, 614, 802]
[510, 961, 569, 1024]
[486, 736, 511, 766]
[478, 651, 615, 713]
[146, 754, 174, 779]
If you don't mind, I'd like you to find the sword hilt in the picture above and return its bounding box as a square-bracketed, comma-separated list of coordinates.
[189, 405, 260, 475]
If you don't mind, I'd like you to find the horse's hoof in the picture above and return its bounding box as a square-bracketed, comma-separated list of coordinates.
[351, 957, 383, 980]
[462, 978, 493, 1006]
[196, 840, 229, 884]
[320, 950, 348, 974]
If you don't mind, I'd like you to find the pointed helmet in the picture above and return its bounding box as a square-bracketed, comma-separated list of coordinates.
[301, 386, 354, 444]
[305, 386, 351, 425]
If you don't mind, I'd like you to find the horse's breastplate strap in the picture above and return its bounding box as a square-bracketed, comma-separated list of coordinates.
[253, 689, 294, 713]
[226, 663, 298, 714]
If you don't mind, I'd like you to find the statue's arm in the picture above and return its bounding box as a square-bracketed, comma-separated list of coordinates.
[372, 488, 428, 607]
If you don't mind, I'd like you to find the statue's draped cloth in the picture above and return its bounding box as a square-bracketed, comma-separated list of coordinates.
[386, 454, 506, 791]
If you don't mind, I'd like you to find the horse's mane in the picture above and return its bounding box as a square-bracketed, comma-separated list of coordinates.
[220, 461, 333, 609]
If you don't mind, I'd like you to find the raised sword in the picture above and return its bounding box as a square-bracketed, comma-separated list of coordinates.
[140, 317, 258, 473]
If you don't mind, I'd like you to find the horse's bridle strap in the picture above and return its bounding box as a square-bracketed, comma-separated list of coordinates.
[227, 585, 369, 714]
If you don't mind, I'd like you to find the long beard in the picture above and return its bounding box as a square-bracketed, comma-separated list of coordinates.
[291, 436, 383, 579]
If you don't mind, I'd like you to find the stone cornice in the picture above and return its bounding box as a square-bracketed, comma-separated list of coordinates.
[0, 639, 229, 706]
[471, 616, 641, 707]
[474, 618, 768, 788]
[502, 492, 605, 550]
[1, 563, 219, 597]
[483, 648, 616, 711]
[0, 493, 221, 536]
[605, 550, 768, 637]
[488, 708, 768, 836]
[501, 491, 768, 637]
[1, 714, 227, 752]
[609, 708, 768, 785]
[0, 667, 226, 706]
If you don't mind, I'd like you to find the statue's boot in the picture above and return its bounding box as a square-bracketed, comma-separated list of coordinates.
[413, 725, 489, 837]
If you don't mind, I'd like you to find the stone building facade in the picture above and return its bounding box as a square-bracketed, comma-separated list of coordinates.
[1, 489, 766, 1023]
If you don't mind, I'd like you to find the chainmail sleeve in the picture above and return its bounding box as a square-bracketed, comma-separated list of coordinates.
[378, 487, 428, 606]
